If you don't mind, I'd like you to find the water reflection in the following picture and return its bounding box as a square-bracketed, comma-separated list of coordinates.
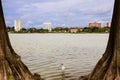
[61, 71, 65, 80]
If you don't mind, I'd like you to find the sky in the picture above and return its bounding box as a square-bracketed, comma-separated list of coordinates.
[2, 0, 114, 28]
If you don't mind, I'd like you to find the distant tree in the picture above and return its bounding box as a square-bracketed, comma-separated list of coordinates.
[0, 1, 41, 80]
[10, 27, 14, 32]
[21, 28, 27, 31]
[38, 28, 49, 33]
[52, 27, 61, 32]
[89, 0, 120, 79]
[83, 27, 92, 33]
[6, 26, 14, 32]
[15, 28, 27, 33]
[90, 27, 99, 32]
[77, 29, 82, 33]
[64, 27, 69, 32]
[28, 28, 37, 33]
[102, 27, 110, 33]
[6, 26, 11, 32]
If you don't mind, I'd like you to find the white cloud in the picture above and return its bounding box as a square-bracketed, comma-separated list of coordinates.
[3, 0, 114, 27]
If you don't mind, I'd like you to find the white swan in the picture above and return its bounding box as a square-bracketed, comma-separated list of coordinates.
[61, 64, 65, 71]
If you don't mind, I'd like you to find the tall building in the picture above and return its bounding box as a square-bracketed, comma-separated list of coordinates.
[106, 22, 111, 27]
[42, 22, 52, 32]
[14, 19, 22, 31]
[89, 22, 102, 28]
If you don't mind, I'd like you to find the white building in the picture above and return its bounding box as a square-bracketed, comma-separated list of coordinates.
[14, 19, 22, 31]
[42, 22, 52, 32]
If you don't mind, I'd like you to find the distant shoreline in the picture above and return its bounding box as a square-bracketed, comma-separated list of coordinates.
[8, 32, 109, 34]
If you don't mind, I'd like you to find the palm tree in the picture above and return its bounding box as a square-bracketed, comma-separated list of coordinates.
[89, 0, 120, 79]
[0, 0, 41, 80]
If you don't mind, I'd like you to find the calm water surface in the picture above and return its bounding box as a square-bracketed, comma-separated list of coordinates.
[9, 33, 109, 80]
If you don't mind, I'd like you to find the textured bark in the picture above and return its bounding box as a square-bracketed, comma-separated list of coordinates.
[89, 0, 120, 80]
[0, 1, 42, 80]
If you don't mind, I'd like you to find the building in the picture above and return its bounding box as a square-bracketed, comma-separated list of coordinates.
[55, 27, 63, 30]
[14, 19, 22, 31]
[89, 22, 102, 28]
[70, 27, 83, 33]
[106, 22, 111, 27]
[42, 22, 52, 32]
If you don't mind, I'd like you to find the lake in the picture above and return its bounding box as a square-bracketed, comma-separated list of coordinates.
[9, 33, 109, 80]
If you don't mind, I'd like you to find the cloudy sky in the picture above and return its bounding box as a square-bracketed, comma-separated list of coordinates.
[2, 0, 114, 28]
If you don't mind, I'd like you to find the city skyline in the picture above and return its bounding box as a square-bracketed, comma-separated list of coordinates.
[2, 0, 114, 28]
[12, 20, 111, 28]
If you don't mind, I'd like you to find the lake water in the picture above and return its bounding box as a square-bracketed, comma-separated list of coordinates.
[9, 33, 109, 80]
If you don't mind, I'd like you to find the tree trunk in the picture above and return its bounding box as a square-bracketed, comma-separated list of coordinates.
[89, 0, 120, 80]
[0, 1, 41, 80]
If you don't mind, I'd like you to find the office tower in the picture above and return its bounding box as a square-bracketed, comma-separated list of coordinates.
[14, 19, 22, 31]
[42, 22, 52, 32]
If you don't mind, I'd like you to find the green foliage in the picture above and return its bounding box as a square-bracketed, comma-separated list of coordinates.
[37, 29, 49, 33]
[77, 29, 82, 33]
[83, 27, 110, 33]
[6, 26, 14, 32]
[8, 75, 13, 80]
[27, 28, 37, 33]
[52, 27, 69, 33]
[6, 26, 110, 33]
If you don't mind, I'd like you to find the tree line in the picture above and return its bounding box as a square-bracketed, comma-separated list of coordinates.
[7, 26, 110, 33]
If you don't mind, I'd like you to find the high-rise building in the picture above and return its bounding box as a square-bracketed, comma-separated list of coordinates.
[89, 22, 102, 28]
[106, 22, 111, 27]
[42, 22, 52, 32]
[14, 19, 22, 31]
